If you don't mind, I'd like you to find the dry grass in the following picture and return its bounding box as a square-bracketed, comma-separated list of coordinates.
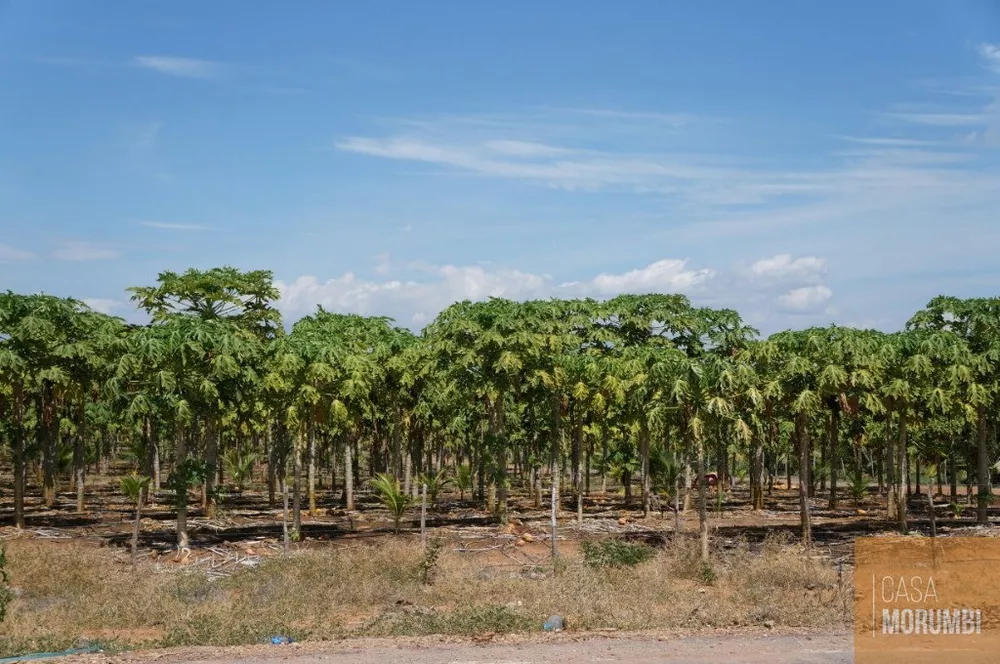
[0, 534, 850, 657]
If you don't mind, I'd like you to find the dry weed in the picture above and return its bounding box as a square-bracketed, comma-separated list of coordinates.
[0, 535, 849, 657]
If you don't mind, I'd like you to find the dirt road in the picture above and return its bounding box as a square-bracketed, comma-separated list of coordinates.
[77, 631, 852, 664]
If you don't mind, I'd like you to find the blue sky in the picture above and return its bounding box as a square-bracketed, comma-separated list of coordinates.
[1, 1, 999, 333]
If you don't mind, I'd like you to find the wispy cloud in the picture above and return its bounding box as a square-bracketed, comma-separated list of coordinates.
[134, 55, 222, 79]
[482, 140, 572, 157]
[336, 135, 730, 193]
[880, 111, 988, 126]
[338, 68, 1000, 225]
[835, 135, 940, 147]
[52, 241, 119, 261]
[0, 243, 36, 262]
[572, 108, 702, 126]
[138, 221, 211, 231]
[978, 43, 1000, 73]
[82, 298, 125, 314]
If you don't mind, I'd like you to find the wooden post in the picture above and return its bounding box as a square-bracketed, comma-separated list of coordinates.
[673, 461, 681, 538]
[551, 471, 559, 562]
[282, 481, 290, 554]
[928, 489, 937, 539]
[421, 483, 428, 547]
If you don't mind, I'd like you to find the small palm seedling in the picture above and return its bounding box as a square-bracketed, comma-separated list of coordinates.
[120, 472, 152, 565]
[370, 472, 411, 534]
[417, 467, 453, 505]
[849, 474, 869, 507]
[455, 464, 472, 501]
[223, 449, 258, 494]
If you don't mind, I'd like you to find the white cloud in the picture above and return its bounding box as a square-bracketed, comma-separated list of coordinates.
[582, 259, 714, 295]
[483, 140, 571, 157]
[134, 56, 221, 79]
[0, 243, 36, 262]
[978, 43, 1000, 73]
[276, 258, 713, 324]
[83, 298, 124, 314]
[374, 252, 391, 275]
[750, 254, 826, 281]
[52, 241, 119, 261]
[138, 221, 211, 231]
[777, 285, 833, 313]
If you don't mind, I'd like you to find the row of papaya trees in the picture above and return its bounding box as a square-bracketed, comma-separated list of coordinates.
[1, 267, 998, 559]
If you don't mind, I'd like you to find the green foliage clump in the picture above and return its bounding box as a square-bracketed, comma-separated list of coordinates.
[223, 450, 258, 493]
[849, 474, 868, 505]
[454, 464, 472, 501]
[416, 468, 453, 505]
[370, 473, 411, 533]
[581, 538, 654, 568]
[119, 472, 151, 504]
[419, 538, 443, 585]
[0, 544, 12, 623]
[167, 458, 210, 507]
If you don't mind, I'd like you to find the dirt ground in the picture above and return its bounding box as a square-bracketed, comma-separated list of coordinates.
[70, 630, 852, 664]
[3, 475, 977, 567]
[1, 475, 990, 660]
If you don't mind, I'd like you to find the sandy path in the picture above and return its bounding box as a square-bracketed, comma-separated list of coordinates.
[72, 630, 851, 664]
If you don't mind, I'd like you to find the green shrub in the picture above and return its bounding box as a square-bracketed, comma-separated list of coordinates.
[0, 544, 12, 623]
[581, 539, 654, 568]
[419, 538, 443, 585]
[849, 474, 868, 505]
[369, 473, 411, 533]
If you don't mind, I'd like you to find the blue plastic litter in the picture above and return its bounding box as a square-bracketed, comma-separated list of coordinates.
[270, 636, 293, 645]
[543, 615, 565, 631]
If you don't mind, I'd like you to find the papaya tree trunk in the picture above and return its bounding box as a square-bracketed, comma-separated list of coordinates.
[796, 413, 812, 548]
[293, 432, 303, 534]
[204, 417, 219, 518]
[74, 397, 87, 513]
[640, 418, 650, 518]
[977, 406, 990, 524]
[175, 426, 189, 551]
[131, 495, 143, 566]
[345, 433, 354, 510]
[696, 427, 709, 563]
[896, 410, 908, 534]
[13, 384, 26, 529]
[828, 406, 839, 510]
[308, 417, 317, 516]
